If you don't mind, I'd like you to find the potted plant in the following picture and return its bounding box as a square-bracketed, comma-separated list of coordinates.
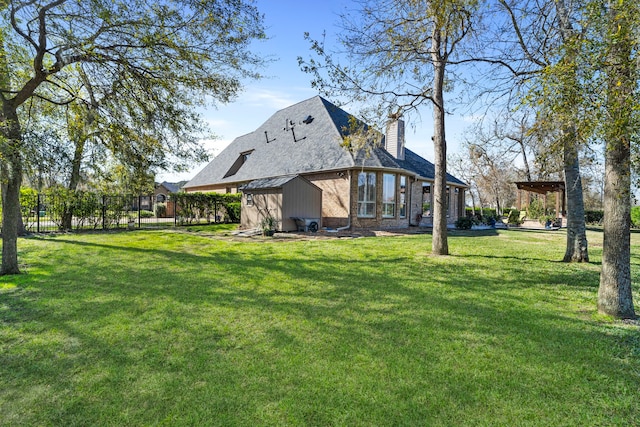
[260, 214, 277, 236]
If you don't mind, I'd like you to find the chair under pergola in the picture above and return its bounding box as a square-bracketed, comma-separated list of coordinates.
[514, 181, 566, 226]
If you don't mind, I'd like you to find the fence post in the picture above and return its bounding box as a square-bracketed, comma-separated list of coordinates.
[174, 196, 178, 227]
[138, 195, 141, 228]
[37, 193, 41, 233]
[102, 195, 107, 230]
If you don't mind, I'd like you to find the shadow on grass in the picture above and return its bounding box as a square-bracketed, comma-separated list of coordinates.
[3, 232, 639, 424]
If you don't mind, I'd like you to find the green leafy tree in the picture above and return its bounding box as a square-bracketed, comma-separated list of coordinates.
[496, 0, 636, 316]
[300, 0, 479, 255]
[0, 0, 266, 275]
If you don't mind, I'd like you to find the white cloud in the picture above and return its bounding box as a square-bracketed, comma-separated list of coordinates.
[244, 88, 299, 109]
[204, 118, 229, 128]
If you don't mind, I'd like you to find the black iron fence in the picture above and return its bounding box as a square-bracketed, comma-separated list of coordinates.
[1, 189, 241, 234]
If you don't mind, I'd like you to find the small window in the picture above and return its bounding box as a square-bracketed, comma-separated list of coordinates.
[246, 194, 253, 206]
[156, 194, 166, 203]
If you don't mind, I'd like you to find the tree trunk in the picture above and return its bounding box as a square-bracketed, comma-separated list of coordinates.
[597, 0, 635, 319]
[61, 136, 86, 230]
[431, 29, 448, 256]
[1, 105, 23, 275]
[598, 133, 634, 318]
[563, 134, 589, 262]
[553, 0, 589, 263]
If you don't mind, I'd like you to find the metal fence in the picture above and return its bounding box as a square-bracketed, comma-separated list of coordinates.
[4, 191, 236, 234]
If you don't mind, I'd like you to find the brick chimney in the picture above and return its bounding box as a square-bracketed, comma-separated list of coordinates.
[385, 119, 405, 160]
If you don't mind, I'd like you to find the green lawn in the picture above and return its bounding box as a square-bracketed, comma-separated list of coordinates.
[1, 227, 638, 426]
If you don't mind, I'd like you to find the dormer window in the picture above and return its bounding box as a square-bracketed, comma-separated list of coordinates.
[224, 149, 254, 178]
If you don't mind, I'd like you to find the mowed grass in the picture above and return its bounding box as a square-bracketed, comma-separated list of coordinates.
[1, 227, 639, 426]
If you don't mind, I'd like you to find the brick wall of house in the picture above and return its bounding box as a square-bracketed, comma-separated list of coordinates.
[348, 170, 411, 229]
[306, 171, 350, 229]
[410, 179, 431, 226]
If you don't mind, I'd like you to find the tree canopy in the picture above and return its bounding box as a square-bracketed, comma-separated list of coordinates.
[0, 0, 267, 274]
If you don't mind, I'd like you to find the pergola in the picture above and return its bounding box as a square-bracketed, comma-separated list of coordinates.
[514, 181, 566, 219]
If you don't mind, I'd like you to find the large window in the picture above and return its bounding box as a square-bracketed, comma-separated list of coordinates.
[399, 176, 407, 218]
[357, 172, 376, 217]
[382, 173, 396, 218]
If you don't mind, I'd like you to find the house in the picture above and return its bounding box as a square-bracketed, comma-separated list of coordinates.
[183, 96, 467, 231]
[136, 181, 183, 217]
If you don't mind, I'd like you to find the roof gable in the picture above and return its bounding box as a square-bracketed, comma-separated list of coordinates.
[184, 96, 356, 188]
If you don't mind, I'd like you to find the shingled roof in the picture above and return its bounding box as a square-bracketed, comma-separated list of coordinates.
[184, 96, 466, 189]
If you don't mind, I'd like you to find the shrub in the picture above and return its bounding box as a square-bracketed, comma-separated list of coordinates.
[139, 210, 154, 218]
[584, 210, 604, 225]
[527, 199, 546, 220]
[540, 215, 556, 227]
[455, 216, 474, 230]
[507, 209, 523, 225]
[225, 202, 241, 223]
[631, 206, 640, 228]
[155, 203, 167, 218]
[170, 192, 242, 224]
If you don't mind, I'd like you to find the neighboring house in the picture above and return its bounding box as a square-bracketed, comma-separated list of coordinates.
[183, 96, 467, 231]
[137, 181, 183, 217]
[154, 181, 181, 203]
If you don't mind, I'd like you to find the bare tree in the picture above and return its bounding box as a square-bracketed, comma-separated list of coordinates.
[490, 0, 590, 262]
[300, 0, 478, 255]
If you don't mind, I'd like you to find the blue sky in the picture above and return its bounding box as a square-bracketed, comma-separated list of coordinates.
[158, 0, 471, 182]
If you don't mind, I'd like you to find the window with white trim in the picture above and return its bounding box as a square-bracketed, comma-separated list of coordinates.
[382, 173, 396, 218]
[357, 172, 376, 217]
[399, 176, 407, 218]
